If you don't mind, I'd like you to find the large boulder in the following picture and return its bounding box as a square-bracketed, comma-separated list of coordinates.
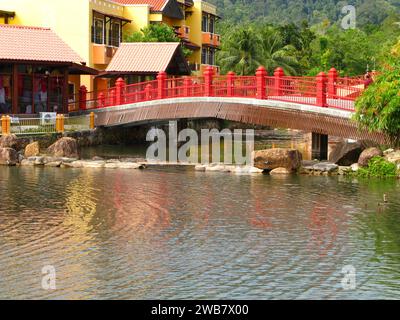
[329, 140, 364, 166]
[385, 150, 400, 164]
[253, 148, 302, 171]
[47, 137, 79, 158]
[24, 141, 40, 158]
[0, 147, 18, 166]
[358, 147, 383, 167]
[0, 134, 20, 150]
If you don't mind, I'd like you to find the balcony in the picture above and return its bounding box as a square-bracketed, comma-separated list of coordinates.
[202, 32, 220, 47]
[200, 64, 220, 75]
[175, 25, 190, 41]
[92, 44, 118, 65]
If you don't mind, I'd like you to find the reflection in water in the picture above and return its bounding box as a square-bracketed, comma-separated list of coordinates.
[1, 166, 400, 299]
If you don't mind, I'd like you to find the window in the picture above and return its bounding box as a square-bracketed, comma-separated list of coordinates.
[201, 48, 208, 64]
[93, 17, 104, 44]
[0, 65, 12, 114]
[202, 14, 208, 32]
[110, 20, 121, 47]
[209, 17, 215, 34]
[208, 49, 215, 66]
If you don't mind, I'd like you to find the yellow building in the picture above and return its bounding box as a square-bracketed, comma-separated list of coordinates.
[0, 0, 220, 94]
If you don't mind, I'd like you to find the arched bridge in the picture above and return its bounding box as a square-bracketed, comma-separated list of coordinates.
[71, 67, 386, 144]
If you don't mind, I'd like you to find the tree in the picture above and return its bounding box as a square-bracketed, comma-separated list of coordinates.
[217, 26, 262, 75]
[354, 57, 400, 146]
[259, 26, 300, 75]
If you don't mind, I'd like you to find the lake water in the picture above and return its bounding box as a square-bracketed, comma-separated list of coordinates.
[1, 162, 400, 299]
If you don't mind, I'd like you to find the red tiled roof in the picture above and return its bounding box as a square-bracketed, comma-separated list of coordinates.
[112, 0, 168, 11]
[0, 24, 85, 64]
[106, 42, 181, 73]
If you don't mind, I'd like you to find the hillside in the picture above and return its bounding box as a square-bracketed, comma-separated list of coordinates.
[210, 0, 400, 27]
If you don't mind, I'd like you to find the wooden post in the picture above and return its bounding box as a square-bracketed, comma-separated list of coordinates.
[183, 76, 192, 97]
[227, 71, 235, 97]
[90, 112, 95, 129]
[328, 67, 338, 98]
[157, 71, 167, 99]
[316, 72, 327, 107]
[115, 77, 125, 106]
[79, 85, 87, 111]
[204, 66, 214, 97]
[256, 66, 267, 99]
[274, 67, 285, 96]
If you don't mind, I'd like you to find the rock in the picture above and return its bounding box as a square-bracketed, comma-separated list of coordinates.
[270, 167, 291, 175]
[384, 148, 394, 155]
[24, 141, 40, 158]
[45, 161, 62, 167]
[92, 156, 104, 161]
[20, 159, 35, 166]
[351, 163, 360, 172]
[385, 150, 400, 164]
[358, 147, 383, 167]
[117, 162, 143, 169]
[252, 148, 302, 171]
[33, 156, 45, 166]
[0, 147, 18, 166]
[329, 140, 364, 166]
[195, 164, 206, 171]
[0, 134, 20, 150]
[338, 166, 352, 175]
[312, 163, 339, 173]
[205, 164, 228, 172]
[47, 137, 79, 158]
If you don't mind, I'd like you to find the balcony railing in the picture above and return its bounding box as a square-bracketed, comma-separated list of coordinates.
[202, 32, 220, 47]
[175, 25, 190, 40]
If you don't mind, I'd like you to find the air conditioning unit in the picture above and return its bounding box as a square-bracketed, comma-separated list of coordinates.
[40, 112, 57, 125]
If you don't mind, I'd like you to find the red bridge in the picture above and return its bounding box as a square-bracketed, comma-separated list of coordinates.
[71, 66, 385, 145]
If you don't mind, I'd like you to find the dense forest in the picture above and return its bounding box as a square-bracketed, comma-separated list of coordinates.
[211, 0, 400, 76]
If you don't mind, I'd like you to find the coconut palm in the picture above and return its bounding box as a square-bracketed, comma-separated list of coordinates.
[259, 26, 300, 75]
[217, 27, 262, 75]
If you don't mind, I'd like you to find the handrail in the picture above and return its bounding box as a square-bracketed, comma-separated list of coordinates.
[68, 67, 367, 113]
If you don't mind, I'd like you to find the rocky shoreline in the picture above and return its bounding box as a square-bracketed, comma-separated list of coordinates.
[1, 134, 400, 177]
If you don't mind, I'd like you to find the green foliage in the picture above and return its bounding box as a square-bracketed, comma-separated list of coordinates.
[124, 23, 192, 58]
[357, 156, 398, 178]
[354, 58, 400, 146]
[215, 2, 400, 76]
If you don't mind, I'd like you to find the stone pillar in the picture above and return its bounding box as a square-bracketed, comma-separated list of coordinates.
[256, 66, 267, 99]
[316, 72, 327, 107]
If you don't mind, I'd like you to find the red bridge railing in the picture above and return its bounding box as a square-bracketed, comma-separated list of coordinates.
[69, 67, 366, 113]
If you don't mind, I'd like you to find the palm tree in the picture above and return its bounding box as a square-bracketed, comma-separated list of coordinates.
[259, 26, 300, 75]
[217, 27, 262, 75]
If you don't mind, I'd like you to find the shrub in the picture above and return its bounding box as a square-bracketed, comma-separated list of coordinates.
[357, 156, 398, 178]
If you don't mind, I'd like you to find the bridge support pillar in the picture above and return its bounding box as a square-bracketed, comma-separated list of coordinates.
[157, 71, 167, 99]
[312, 133, 328, 161]
[79, 85, 87, 110]
[115, 78, 125, 106]
[316, 72, 327, 107]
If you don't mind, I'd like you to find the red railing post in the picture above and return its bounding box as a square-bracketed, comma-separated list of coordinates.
[316, 72, 327, 107]
[145, 84, 152, 101]
[97, 92, 105, 108]
[115, 77, 125, 106]
[204, 66, 214, 96]
[328, 67, 338, 98]
[157, 71, 167, 99]
[256, 66, 267, 99]
[79, 85, 87, 110]
[274, 67, 285, 96]
[183, 76, 192, 97]
[110, 88, 116, 106]
[227, 71, 235, 97]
